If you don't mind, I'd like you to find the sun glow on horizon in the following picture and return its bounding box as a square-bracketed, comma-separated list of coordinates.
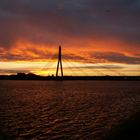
[0, 60, 140, 76]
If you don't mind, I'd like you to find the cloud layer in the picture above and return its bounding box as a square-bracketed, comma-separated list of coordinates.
[0, 0, 140, 65]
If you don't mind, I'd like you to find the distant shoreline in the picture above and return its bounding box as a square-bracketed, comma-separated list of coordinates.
[0, 73, 140, 81]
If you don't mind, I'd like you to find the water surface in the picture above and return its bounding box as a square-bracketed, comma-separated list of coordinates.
[0, 80, 140, 140]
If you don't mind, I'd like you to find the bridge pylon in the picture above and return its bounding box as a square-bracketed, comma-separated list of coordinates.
[56, 46, 63, 77]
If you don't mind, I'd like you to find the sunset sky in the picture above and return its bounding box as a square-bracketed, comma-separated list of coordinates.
[0, 0, 140, 76]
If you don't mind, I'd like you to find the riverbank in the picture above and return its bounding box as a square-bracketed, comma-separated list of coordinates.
[0, 73, 140, 81]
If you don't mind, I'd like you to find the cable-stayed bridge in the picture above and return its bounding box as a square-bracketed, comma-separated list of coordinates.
[1, 46, 139, 81]
[41, 46, 126, 78]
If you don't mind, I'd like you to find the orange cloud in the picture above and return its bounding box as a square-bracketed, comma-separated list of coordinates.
[0, 38, 140, 64]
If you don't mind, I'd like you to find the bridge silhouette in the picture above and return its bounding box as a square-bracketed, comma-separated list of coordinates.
[41, 46, 126, 78]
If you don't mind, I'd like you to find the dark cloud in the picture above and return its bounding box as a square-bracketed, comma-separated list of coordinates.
[0, 52, 87, 62]
[62, 53, 88, 62]
[65, 65, 124, 69]
[0, 0, 140, 48]
[0, 50, 53, 61]
[91, 52, 140, 64]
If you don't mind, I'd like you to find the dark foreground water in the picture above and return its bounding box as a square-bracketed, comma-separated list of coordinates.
[0, 80, 140, 140]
